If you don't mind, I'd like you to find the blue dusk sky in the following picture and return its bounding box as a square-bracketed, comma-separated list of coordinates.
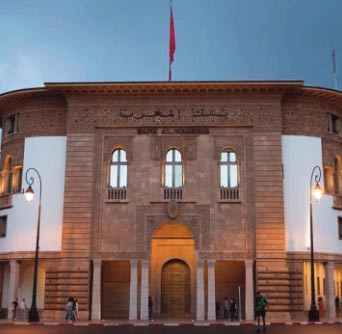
[1, 0, 342, 93]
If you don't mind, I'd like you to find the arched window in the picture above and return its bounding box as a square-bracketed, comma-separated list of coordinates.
[109, 149, 127, 188]
[334, 156, 342, 195]
[220, 149, 238, 188]
[165, 149, 183, 188]
[4, 156, 12, 194]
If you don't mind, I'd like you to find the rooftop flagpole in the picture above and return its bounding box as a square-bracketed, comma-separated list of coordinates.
[332, 40, 338, 90]
[169, 0, 176, 81]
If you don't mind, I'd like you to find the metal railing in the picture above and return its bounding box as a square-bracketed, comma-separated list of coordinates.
[220, 187, 239, 201]
[108, 187, 127, 201]
[164, 187, 182, 200]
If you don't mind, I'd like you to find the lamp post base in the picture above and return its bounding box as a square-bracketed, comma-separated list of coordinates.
[28, 307, 40, 322]
[308, 308, 319, 322]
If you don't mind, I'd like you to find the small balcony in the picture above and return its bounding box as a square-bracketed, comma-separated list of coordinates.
[220, 187, 239, 201]
[107, 187, 127, 201]
[164, 187, 183, 200]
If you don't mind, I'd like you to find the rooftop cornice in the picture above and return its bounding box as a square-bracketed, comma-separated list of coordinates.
[44, 80, 304, 94]
[294, 85, 342, 105]
[1, 80, 342, 108]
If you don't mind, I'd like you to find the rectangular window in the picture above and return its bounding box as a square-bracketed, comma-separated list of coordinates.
[5, 114, 19, 135]
[338, 217, 342, 239]
[331, 114, 340, 134]
[0, 216, 7, 238]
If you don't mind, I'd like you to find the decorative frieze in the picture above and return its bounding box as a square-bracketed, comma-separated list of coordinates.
[67, 99, 282, 132]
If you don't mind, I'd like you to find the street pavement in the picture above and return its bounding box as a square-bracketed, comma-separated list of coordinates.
[0, 321, 342, 334]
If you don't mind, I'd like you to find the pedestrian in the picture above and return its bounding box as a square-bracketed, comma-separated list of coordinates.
[335, 296, 340, 317]
[229, 298, 237, 321]
[20, 298, 27, 320]
[215, 301, 221, 319]
[255, 291, 267, 332]
[74, 298, 79, 321]
[318, 296, 325, 319]
[11, 298, 18, 321]
[148, 296, 153, 320]
[223, 297, 229, 319]
[65, 297, 74, 321]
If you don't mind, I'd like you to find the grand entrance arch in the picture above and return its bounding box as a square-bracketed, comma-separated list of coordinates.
[150, 222, 195, 318]
[161, 259, 191, 315]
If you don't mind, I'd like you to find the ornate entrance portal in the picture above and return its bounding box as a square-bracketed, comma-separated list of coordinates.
[150, 222, 195, 318]
[161, 259, 191, 315]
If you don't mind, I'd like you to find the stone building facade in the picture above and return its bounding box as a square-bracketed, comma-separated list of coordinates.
[0, 81, 341, 321]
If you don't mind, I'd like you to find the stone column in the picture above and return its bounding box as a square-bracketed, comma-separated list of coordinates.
[245, 259, 254, 321]
[129, 259, 138, 320]
[91, 259, 102, 320]
[325, 261, 335, 320]
[196, 258, 205, 320]
[140, 260, 149, 320]
[8, 260, 20, 319]
[207, 259, 216, 321]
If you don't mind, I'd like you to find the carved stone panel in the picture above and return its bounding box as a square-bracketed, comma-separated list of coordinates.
[66, 93, 282, 133]
[150, 136, 197, 161]
[213, 135, 244, 161]
[104, 136, 134, 162]
[135, 203, 210, 253]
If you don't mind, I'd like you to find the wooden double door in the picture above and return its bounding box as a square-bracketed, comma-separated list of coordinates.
[161, 259, 191, 316]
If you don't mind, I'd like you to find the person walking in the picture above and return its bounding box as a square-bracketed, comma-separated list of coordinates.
[11, 298, 18, 321]
[255, 291, 267, 332]
[65, 297, 74, 321]
[20, 298, 27, 320]
[74, 298, 79, 321]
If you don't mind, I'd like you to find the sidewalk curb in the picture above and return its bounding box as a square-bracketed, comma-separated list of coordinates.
[1, 320, 342, 327]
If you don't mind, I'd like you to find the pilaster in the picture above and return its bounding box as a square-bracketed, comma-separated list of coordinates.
[91, 259, 102, 320]
[129, 259, 138, 320]
[207, 259, 216, 321]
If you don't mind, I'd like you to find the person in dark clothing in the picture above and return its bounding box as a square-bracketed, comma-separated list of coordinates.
[148, 296, 153, 320]
[11, 298, 18, 321]
[335, 296, 340, 317]
[255, 291, 267, 332]
[229, 298, 237, 321]
[216, 301, 221, 319]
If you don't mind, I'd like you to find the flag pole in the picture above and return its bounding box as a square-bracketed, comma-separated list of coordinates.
[168, 0, 176, 81]
[332, 40, 338, 90]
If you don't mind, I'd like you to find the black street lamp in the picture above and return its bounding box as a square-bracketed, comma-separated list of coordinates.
[308, 165, 323, 322]
[24, 168, 42, 322]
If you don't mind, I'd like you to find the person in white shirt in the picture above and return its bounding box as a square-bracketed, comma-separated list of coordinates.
[20, 298, 27, 320]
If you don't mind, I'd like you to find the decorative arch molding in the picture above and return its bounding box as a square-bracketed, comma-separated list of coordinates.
[135, 203, 210, 253]
[213, 135, 245, 161]
[150, 136, 197, 161]
[103, 135, 134, 162]
[161, 257, 191, 270]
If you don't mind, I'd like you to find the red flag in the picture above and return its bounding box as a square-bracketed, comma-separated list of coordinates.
[169, 4, 176, 64]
